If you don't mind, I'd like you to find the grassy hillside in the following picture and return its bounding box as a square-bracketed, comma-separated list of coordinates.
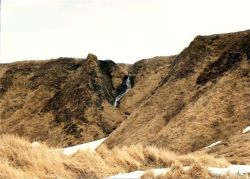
[0, 55, 128, 147]
[102, 30, 250, 164]
[1, 29, 250, 165]
[119, 56, 176, 114]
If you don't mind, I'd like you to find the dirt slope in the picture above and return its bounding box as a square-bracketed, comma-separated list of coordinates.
[0, 54, 129, 147]
[102, 30, 250, 164]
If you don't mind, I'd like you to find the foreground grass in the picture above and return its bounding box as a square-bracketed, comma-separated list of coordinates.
[0, 134, 230, 179]
[141, 163, 248, 179]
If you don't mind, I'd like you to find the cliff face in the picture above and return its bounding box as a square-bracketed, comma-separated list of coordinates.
[102, 30, 250, 164]
[0, 54, 130, 147]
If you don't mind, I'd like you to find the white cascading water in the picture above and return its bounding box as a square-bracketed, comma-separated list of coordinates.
[114, 74, 131, 107]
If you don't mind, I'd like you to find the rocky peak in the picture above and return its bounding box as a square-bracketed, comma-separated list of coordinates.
[87, 53, 98, 61]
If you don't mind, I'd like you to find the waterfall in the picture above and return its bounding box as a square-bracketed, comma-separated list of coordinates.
[114, 74, 131, 107]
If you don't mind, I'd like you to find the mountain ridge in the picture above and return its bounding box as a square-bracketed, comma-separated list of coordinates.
[0, 54, 128, 147]
[101, 29, 250, 164]
[1, 29, 250, 164]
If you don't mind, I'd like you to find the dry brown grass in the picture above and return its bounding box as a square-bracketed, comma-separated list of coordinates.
[141, 162, 247, 179]
[0, 134, 230, 179]
[119, 56, 175, 114]
[103, 30, 250, 164]
[0, 57, 126, 148]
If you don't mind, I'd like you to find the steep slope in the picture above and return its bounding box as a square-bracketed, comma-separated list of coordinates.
[102, 30, 250, 164]
[0, 54, 129, 147]
[118, 56, 176, 114]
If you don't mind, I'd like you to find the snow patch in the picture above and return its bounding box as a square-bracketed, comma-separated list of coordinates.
[152, 167, 190, 175]
[152, 168, 170, 176]
[59, 137, 107, 155]
[204, 141, 221, 149]
[242, 126, 250, 133]
[31, 141, 40, 148]
[105, 171, 144, 179]
[105, 165, 250, 178]
[209, 165, 250, 176]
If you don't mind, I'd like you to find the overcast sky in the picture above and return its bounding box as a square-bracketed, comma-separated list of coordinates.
[1, 0, 250, 64]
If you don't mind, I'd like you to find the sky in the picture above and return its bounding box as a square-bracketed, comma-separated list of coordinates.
[1, 0, 250, 64]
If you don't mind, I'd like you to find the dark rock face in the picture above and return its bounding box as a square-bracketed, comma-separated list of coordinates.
[247, 34, 250, 60]
[196, 33, 250, 85]
[113, 74, 134, 107]
[98, 60, 117, 104]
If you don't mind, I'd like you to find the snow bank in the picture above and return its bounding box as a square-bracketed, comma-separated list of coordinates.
[31, 141, 40, 148]
[152, 167, 190, 176]
[204, 141, 221, 149]
[105, 167, 191, 179]
[104, 169, 174, 179]
[152, 168, 170, 176]
[208, 167, 231, 175]
[59, 137, 107, 155]
[242, 126, 250, 134]
[105, 171, 144, 179]
[209, 165, 250, 175]
[105, 165, 250, 178]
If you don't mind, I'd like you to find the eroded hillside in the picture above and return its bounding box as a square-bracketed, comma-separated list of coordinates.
[0, 54, 132, 147]
[102, 30, 250, 164]
[1, 30, 250, 164]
